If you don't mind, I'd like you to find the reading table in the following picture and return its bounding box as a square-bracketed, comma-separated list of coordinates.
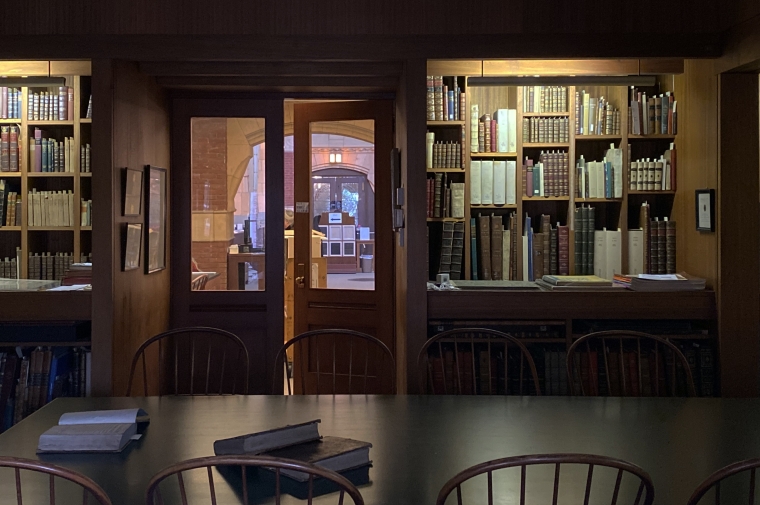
[0, 395, 756, 504]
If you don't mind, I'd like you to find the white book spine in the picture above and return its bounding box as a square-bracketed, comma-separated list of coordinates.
[495, 109, 508, 153]
[507, 109, 517, 153]
[470, 160, 482, 205]
[492, 161, 506, 205]
[480, 160, 494, 205]
[470, 105, 479, 153]
[606, 228, 622, 277]
[425, 132, 434, 169]
[450, 183, 465, 218]
[593, 229, 607, 279]
[596, 161, 605, 199]
[627, 229, 644, 275]
[506, 161, 516, 205]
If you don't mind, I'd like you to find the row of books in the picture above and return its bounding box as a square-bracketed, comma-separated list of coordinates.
[628, 144, 677, 192]
[80, 199, 92, 226]
[639, 203, 676, 274]
[0, 347, 91, 432]
[0, 87, 21, 119]
[0, 256, 17, 279]
[426, 76, 465, 121]
[576, 146, 624, 199]
[573, 342, 714, 397]
[30, 135, 76, 172]
[523, 214, 570, 281]
[438, 221, 464, 280]
[522, 86, 568, 113]
[425, 135, 463, 169]
[80, 143, 91, 173]
[470, 107, 517, 153]
[522, 116, 570, 143]
[0, 126, 20, 172]
[27, 87, 75, 122]
[522, 152, 569, 197]
[470, 160, 516, 205]
[573, 206, 596, 275]
[472, 213, 518, 281]
[575, 91, 621, 136]
[85, 95, 92, 119]
[426, 174, 464, 219]
[27, 190, 76, 227]
[0, 181, 20, 226]
[629, 88, 677, 135]
[28, 252, 76, 281]
[425, 341, 715, 396]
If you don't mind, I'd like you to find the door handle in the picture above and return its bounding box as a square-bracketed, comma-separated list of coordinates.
[295, 276, 305, 288]
[296, 263, 305, 288]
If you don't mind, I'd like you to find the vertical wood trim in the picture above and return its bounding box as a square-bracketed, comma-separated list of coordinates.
[718, 72, 760, 397]
[91, 58, 114, 395]
[404, 59, 428, 393]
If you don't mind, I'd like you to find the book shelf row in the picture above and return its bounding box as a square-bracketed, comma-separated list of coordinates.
[0, 73, 93, 280]
[426, 76, 680, 282]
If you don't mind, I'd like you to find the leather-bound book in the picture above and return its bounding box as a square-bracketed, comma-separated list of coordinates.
[558, 224, 569, 275]
[550, 226, 558, 275]
[657, 219, 667, 274]
[470, 218, 478, 280]
[640, 203, 650, 273]
[573, 208, 582, 275]
[532, 234, 545, 284]
[490, 215, 503, 280]
[587, 206, 595, 276]
[478, 215, 492, 280]
[450, 221, 465, 280]
[649, 217, 659, 275]
[433, 173, 443, 218]
[439, 221, 454, 275]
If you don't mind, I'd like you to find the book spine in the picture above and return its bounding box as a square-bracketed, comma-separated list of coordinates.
[478, 215, 492, 280]
[470, 218, 478, 280]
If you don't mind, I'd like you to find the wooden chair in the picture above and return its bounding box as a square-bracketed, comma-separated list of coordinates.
[417, 328, 542, 395]
[687, 459, 760, 505]
[126, 327, 250, 396]
[0, 456, 112, 505]
[436, 453, 654, 505]
[145, 455, 364, 505]
[273, 329, 395, 394]
[191, 273, 209, 290]
[567, 330, 697, 397]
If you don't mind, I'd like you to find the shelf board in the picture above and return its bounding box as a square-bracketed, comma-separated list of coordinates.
[80, 118, 92, 123]
[27, 172, 75, 177]
[427, 217, 465, 222]
[0, 119, 21, 124]
[427, 120, 465, 126]
[427, 168, 465, 173]
[471, 152, 517, 158]
[628, 190, 676, 195]
[0, 341, 92, 347]
[80, 226, 92, 231]
[28, 227, 75, 231]
[0, 172, 21, 177]
[79, 172, 92, 177]
[0, 226, 21, 231]
[470, 204, 518, 209]
[575, 135, 622, 141]
[523, 196, 570, 201]
[575, 198, 623, 203]
[522, 112, 569, 117]
[523, 142, 570, 148]
[628, 134, 676, 139]
[28, 120, 74, 126]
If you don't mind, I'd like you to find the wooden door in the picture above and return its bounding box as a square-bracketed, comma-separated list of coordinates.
[293, 101, 395, 393]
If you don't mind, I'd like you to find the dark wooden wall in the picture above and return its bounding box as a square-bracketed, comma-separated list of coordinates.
[92, 61, 172, 396]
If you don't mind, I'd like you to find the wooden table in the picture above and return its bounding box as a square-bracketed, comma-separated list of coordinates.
[0, 396, 756, 504]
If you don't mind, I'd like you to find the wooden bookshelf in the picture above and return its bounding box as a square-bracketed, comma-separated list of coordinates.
[0, 68, 92, 280]
[470, 152, 517, 158]
[427, 120, 465, 126]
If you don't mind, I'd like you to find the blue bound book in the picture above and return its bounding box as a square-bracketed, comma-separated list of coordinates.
[447, 90, 455, 121]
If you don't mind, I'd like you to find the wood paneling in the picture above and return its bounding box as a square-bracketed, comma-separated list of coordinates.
[0, 292, 91, 321]
[639, 58, 684, 75]
[483, 59, 640, 76]
[427, 60, 482, 77]
[109, 61, 172, 396]
[718, 73, 760, 397]
[155, 76, 398, 90]
[141, 61, 403, 77]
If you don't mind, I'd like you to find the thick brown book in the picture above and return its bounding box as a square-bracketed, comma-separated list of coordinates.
[532, 232, 545, 281]
[450, 221, 465, 280]
[587, 207, 595, 276]
[433, 173, 442, 218]
[550, 226, 558, 275]
[657, 219, 667, 274]
[478, 215, 492, 280]
[649, 218, 659, 275]
[490, 215, 503, 280]
[214, 419, 322, 455]
[665, 220, 676, 274]
[558, 225, 570, 275]
[640, 203, 651, 273]
[542, 230, 550, 276]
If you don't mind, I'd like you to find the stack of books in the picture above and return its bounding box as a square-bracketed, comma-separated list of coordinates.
[61, 262, 92, 286]
[536, 275, 624, 291]
[214, 420, 372, 482]
[613, 273, 706, 292]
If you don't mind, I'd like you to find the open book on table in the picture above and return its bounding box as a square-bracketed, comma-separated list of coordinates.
[37, 408, 149, 454]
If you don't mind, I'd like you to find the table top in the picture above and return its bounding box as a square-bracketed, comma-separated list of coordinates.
[0, 395, 757, 505]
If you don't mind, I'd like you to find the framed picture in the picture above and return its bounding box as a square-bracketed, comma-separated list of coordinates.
[145, 165, 167, 273]
[695, 189, 716, 232]
[123, 168, 143, 217]
[123, 223, 142, 271]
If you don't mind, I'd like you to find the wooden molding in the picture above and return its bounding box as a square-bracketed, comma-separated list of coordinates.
[427, 60, 482, 76]
[141, 61, 402, 77]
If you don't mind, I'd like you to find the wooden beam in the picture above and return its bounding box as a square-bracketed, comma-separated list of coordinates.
[483, 59, 639, 76]
[155, 75, 398, 90]
[140, 61, 402, 77]
[427, 60, 482, 76]
[639, 58, 684, 75]
[50, 60, 91, 76]
[718, 72, 760, 397]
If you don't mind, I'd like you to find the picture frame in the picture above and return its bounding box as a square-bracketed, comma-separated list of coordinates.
[695, 189, 716, 232]
[123, 223, 143, 271]
[123, 168, 143, 217]
[145, 165, 167, 273]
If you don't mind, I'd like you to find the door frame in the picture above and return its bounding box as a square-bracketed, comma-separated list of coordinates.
[170, 97, 285, 393]
[292, 100, 396, 391]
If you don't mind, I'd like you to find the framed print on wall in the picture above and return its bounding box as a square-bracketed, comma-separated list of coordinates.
[123, 223, 143, 271]
[145, 165, 167, 273]
[123, 168, 143, 217]
[695, 189, 716, 232]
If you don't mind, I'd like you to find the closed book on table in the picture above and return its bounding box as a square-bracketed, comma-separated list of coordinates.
[478, 215, 492, 280]
[37, 408, 148, 454]
[264, 437, 372, 482]
[480, 160, 494, 205]
[214, 419, 321, 456]
[492, 161, 506, 205]
[470, 161, 482, 205]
